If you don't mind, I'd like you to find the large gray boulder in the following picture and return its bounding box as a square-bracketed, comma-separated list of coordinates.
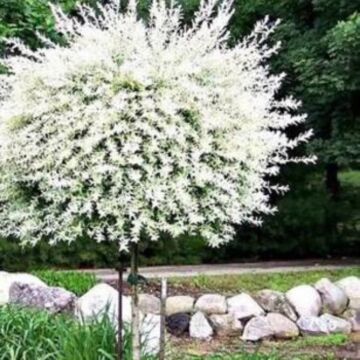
[166, 296, 194, 316]
[75, 283, 132, 326]
[315, 278, 348, 315]
[336, 277, 360, 310]
[9, 282, 76, 314]
[267, 312, 299, 339]
[189, 311, 213, 339]
[297, 316, 329, 335]
[0, 273, 46, 305]
[286, 285, 322, 317]
[297, 314, 351, 335]
[242, 316, 272, 341]
[227, 293, 264, 320]
[209, 313, 243, 336]
[256, 289, 297, 321]
[139, 294, 160, 315]
[195, 294, 227, 315]
[320, 314, 351, 334]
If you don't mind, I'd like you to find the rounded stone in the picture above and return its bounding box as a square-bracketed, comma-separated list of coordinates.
[227, 293, 264, 320]
[315, 278, 348, 315]
[286, 285, 322, 317]
[139, 294, 160, 315]
[189, 311, 213, 339]
[267, 312, 299, 339]
[195, 294, 227, 315]
[336, 277, 360, 310]
[166, 313, 191, 336]
[209, 313, 243, 336]
[166, 295, 194, 316]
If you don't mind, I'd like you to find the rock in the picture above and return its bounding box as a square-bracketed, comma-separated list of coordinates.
[189, 311, 213, 339]
[266, 313, 299, 339]
[336, 277, 360, 310]
[342, 309, 360, 332]
[315, 278, 348, 315]
[242, 316, 272, 341]
[228, 293, 264, 320]
[297, 316, 329, 335]
[286, 285, 322, 317]
[0, 273, 46, 305]
[141, 314, 160, 356]
[297, 314, 351, 335]
[139, 294, 160, 315]
[75, 284, 132, 326]
[256, 289, 297, 321]
[166, 296, 194, 316]
[9, 282, 76, 314]
[195, 294, 227, 315]
[166, 313, 191, 336]
[320, 314, 351, 334]
[209, 313, 243, 336]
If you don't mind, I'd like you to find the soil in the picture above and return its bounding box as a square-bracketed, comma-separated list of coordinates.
[169, 333, 360, 359]
[107, 278, 203, 297]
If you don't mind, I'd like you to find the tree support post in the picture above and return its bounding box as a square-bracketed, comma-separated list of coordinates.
[131, 242, 141, 360]
[159, 277, 167, 360]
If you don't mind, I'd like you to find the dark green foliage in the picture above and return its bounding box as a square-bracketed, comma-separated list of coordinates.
[0, 0, 359, 268]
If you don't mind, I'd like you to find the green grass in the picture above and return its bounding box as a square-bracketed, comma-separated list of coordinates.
[168, 334, 348, 360]
[32, 270, 98, 296]
[289, 333, 349, 348]
[176, 353, 280, 360]
[339, 170, 360, 187]
[169, 267, 360, 294]
[0, 305, 155, 360]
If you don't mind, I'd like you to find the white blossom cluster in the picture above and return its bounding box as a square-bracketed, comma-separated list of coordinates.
[0, 0, 314, 251]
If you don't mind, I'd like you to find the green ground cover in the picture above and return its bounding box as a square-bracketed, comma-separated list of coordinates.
[169, 267, 360, 294]
[33, 270, 98, 296]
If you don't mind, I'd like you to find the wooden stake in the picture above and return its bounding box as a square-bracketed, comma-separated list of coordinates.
[131, 243, 141, 360]
[159, 277, 167, 360]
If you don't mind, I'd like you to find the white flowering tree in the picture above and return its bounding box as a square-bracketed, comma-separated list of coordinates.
[0, 0, 313, 358]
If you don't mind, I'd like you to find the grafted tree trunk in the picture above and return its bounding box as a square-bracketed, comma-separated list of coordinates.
[131, 243, 141, 360]
[117, 256, 124, 360]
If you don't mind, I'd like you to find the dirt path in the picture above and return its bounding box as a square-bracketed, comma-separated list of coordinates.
[81, 258, 360, 282]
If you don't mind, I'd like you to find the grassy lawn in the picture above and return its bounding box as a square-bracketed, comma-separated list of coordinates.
[168, 267, 360, 295]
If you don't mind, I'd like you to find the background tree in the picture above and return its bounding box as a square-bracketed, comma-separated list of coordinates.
[0, 0, 358, 269]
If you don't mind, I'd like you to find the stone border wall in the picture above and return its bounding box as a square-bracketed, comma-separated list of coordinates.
[1, 271, 360, 352]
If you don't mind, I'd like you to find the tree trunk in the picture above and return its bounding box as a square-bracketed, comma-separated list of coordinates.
[326, 162, 340, 200]
[131, 243, 141, 360]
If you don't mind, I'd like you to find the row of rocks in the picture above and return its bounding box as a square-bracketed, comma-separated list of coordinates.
[139, 276, 360, 341]
[1, 271, 360, 348]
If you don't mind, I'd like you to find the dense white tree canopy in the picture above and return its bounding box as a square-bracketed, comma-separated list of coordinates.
[0, 0, 314, 251]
